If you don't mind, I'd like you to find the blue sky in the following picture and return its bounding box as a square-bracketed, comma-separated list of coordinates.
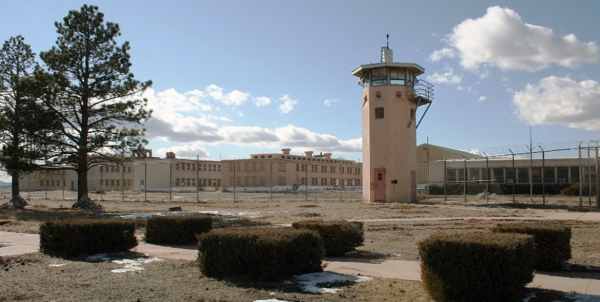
[2, 1, 600, 175]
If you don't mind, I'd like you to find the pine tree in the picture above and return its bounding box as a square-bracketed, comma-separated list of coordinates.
[40, 5, 152, 202]
[0, 36, 52, 197]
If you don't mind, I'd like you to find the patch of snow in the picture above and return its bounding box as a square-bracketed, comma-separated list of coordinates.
[111, 257, 162, 273]
[105, 210, 261, 220]
[563, 293, 600, 302]
[85, 253, 161, 273]
[522, 292, 536, 302]
[48, 264, 65, 267]
[85, 253, 111, 262]
[524, 291, 600, 302]
[293, 272, 372, 294]
[253, 300, 291, 302]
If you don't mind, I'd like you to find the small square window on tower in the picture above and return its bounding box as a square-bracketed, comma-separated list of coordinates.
[375, 107, 384, 119]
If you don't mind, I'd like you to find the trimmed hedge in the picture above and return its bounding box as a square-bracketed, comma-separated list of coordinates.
[145, 215, 212, 245]
[419, 232, 535, 302]
[492, 223, 571, 271]
[40, 219, 137, 257]
[197, 227, 324, 281]
[292, 219, 364, 256]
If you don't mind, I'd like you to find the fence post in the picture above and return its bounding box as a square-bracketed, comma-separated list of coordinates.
[509, 149, 515, 204]
[540, 145, 545, 206]
[270, 159, 273, 202]
[233, 161, 236, 203]
[100, 166, 103, 201]
[144, 160, 147, 202]
[463, 159, 467, 203]
[589, 142, 592, 206]
[305, 155, 308, 202]
[443, 155, 447, 202]
[596, 146, 599, 209]
[121, 163, 124, 202]
[579, 142, 583, 207]
[426, 138, 430, 198]
[484, 153, 489, 204]
[339, 163, 343, 202]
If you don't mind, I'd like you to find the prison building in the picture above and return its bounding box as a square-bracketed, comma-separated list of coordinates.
[134, 153, 222, 192]
[221, 148, 362, 192]
[18, 152, 222, 193]
[416, 143, 482, 186]
[428, 157, 595, 195]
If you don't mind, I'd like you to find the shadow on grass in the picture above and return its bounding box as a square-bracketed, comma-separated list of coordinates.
[0, 208, 102, 222]
[324, 250, 393, 264]
[523, 288, 591, 302]
[205, 274, 318, 296]
[535, 263, 600, 281]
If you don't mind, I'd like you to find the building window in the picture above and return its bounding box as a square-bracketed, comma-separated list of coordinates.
[389, 67, 406, 86]
[377, 173, 383, 181]
[371, 68, 388, 86]
[375, 107, 384, 119]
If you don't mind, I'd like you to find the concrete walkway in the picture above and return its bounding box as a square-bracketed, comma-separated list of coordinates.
[1, 212, 600, 296]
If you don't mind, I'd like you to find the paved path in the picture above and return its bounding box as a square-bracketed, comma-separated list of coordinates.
[1, 212, 600, 296]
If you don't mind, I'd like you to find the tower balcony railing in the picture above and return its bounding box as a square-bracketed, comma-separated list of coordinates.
[407, 79, 434, 105]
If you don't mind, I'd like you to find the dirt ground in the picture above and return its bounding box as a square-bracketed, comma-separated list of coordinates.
[1, 190, 600, 301]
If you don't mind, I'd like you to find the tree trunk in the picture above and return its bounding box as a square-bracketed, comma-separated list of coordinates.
[77, 167, 87, 201]
[11, 172, 19, 197]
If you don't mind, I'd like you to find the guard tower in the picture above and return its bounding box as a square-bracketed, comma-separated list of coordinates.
[352, 38, 433, 202]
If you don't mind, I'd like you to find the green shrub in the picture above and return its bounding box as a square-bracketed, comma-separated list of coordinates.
[40, 219, 137, 257]
[427, 185, 445, 195]
[145, 215, 212, 245]
[561, 184, 595, 196]
[561, 184, 579, 196]
[292, 220, 364, 256]
[419, 232, 535, 302]
[197, 227, 323, 281]
[492, 224, 571, 271]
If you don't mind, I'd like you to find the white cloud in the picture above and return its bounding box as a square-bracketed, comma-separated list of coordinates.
[157, 143, 210, 159]
[436, 6, 599, 73]
[426, 66, 462, 84]
[253, 96, 271, 107]
[142, 88, 360, 153]
[429, 48, 455, 62]
[513, 76, 600, 130]
[279, 95, 298, 113]
[324, 99, 338, 107]
[478, 96, 487, 102]
[206, 84, 250, 107]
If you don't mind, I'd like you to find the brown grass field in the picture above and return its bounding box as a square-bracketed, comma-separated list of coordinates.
[1, 190, 599, 301]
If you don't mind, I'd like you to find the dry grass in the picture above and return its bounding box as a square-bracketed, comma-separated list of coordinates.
[1, 190, 600, 301]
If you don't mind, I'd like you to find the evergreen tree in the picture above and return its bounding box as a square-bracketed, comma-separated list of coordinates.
[0, 36, 53, 197]
[40, 5, 152, 201]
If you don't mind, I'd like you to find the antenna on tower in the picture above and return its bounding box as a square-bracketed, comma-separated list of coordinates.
[386, 34, 389, 48]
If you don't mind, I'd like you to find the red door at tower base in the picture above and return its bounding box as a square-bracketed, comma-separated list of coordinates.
[374, 168, 386, 202]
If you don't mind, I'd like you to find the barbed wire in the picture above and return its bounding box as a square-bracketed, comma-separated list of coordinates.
[477, 141, 597, 157]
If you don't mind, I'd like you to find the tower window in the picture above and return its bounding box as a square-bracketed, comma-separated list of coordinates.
[371, 68, 388, 86]
[390, 68, 406, 85]
[375, 107, 384, 119]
